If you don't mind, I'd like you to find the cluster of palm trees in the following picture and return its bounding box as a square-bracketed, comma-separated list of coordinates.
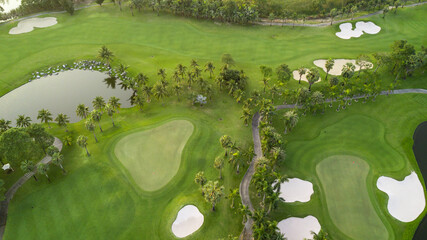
[194, 171, 224, 211]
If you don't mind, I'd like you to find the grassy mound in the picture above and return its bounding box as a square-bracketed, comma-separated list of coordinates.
[317, 155, 388, 240]
[114, 120, 194, 191]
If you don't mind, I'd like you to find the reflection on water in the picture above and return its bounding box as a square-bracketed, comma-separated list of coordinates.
[0, 0, 21, 13]
[0, 70, 132, 123]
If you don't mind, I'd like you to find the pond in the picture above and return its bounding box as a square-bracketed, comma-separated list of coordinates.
[413, 121, 427, 240]
[0, 0, 21, 13]
[0, 69, 132, 124]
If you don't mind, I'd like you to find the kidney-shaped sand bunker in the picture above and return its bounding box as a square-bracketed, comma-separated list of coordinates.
[114, 120, 194, 191]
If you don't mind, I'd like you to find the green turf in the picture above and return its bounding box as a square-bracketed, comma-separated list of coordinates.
[3, 95, 252, 240]
[0, 4, 425, 96]
[114, 120, 194, 191]
[268, 93, 427, 240]
[317, 155, 389, 240]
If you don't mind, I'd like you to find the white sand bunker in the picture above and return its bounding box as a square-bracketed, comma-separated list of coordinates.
[278, 216, 321, 240]
[171, 205, 204, 238]
[276, 178, 314, 203]
[292, 69, 321, 83]
[377, 172, 426, 222]
[313, 59, 373, 76]
[336, 21, 381, 39]
[9, 17, 57, 35]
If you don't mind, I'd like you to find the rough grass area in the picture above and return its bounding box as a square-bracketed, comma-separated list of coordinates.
[114, 120, 194, 191]
[317, 156, 389, 240]
[269, 93, 427, 240]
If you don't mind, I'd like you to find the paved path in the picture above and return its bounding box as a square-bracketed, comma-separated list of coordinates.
[0, 137, 63, 240]
[255, 2, 426, 27]
[239, 89, 427, 239]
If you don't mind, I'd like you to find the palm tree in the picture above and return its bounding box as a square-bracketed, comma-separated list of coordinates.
[108, 96, 121, 113]
[283, 110, 298, 134]
[173, 70, 181, 83]
[105, 104, 116, 127]
[190, 59, 199, 68]
[261, 77, 269, 92]
[202, 180, 224, 211]
[306, 68, 320, 91]
[98, 45, 114, 66]
[220, 135, 234, 156]
[186, 71, 195, 88]
[214, 156, 224, 179]
[90, 110, 103, 132]
[310, 229, 329, 240]
[228, 188, 239, 209]
[330, 8, 337, 25]
[297, 67, 306, 84]
[193, 67, 202, 79]
[135, 73, 149, 86]
[176, 64, 187, 79]
[204, 62, 215, 79]
[85, 119, 98, 142]
[51, 152, 66, 173]
[240, 107, 252, 126]
[92, 96, 106, 111]
[0, 119, 12, 133]
[153, 83, 168, 100]
[194, 171, 207, 187]
[16, 115, 31, 128]
[76, 104, 89, 119]
[173, 84, 183, 101]
[37, 109, 53, 128]
[20, 160, 37, 181]
[77, 135, 90, 156]
[55, 114, 70, 132]
[141, 85, 153, 102]
[37, 163, 51, 182]
[157, 68, 167, 81]
[325, 58, 335, 81]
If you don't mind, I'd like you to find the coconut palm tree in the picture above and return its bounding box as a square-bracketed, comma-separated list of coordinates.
[310, 229, 329, 240]
[176, 64, 187, 79]
[228, 188, 239, 209]
[0, 119, 12, 133]
[51, 152, 66, 173]
[85, 119, 98, 142]
[135, 73, 149, 86]
[202, 181, 224, 211]
[76, 104, 89, 120]
[20, 160, 37, 181]
[204, 62, 215, 79]
[190, 59, 199, 68]
[220, 135, 234, 156]
[77, 135, 90, 156]
[214, 156, 224, 179]
[16, 115, 31, 128]
[325, 58, 335, 81]
[105, 104, 116, 127]
[153, 83, 168, 100]
[194, 171, 207, 187]
[297, 67, 306, 84]
[37, 109, 53, 128]
[37, 163, 51, 182]
[306, 68, 320, 91]
[92, 96, 106, 111]
[240, 107, 252, 126]
[157, 68, 167, 81]
[172, 84, 183, 101]
[141, 85, 153, 102]
[98, 45, 114, 66]
[283, 110, 298, 134]
[90, 110, 103, 132]
[108, 96, 121, 113]
[55, 114, 69, 132]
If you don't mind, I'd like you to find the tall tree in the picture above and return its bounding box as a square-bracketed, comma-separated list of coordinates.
[20, 160, 38, 181]
[105, 104, 116, 127]
[153, 83, 168, 100]
[98, 45, 114, 66]
[330, 8, 337, 25]
[108, 96, 121, 113]
[306, 68, 320, 91]
[0, 128, 41, 167]
[202, 180, 224, 211]
[135, 73, 149, 86]
[55, 114, 70, 132]
[297, 67, 306, 84]
[27, 124, 54, 154]
[92, 96, 106, 111]
[194, 171, 207, 187]
[16, 115, 31, 128]
[214, 156, 224, 179]
[0, 119, 12, 134]
[51, 152, 66, 173]
[325, 58, 335, 81]
[283, 110, 299, 134]
[240, 107, 252, 126]
[95, 0, 104, 6]
[85, 119, 98, 142]
[76, 104, 89, 120]
[37, 109, 53, 128]
[276, 64, 291, 83]
[90, 110, 103, 132]
[204, 62, 215, 79]
[221, 53, 235, 67]
[77, 135, 90, 156]
[37, 163, 51, 182]
[228, 188, 239, 209]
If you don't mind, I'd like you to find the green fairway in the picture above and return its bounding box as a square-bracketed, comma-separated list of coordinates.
[114, 120, 194, 191]
[270, 93, 427, 240]
[317, 155, 389, 240]
[0, 4, 426, 96]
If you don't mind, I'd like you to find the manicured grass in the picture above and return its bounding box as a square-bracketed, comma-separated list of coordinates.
[114, 120, 194, 191]
[269, 93, 427, 240]
[0, 4, 425, 96]
[3, 95, 252, 240]
[317, 155, 389, 240]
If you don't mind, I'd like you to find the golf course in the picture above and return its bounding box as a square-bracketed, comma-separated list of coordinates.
[0, 1, 425, 239]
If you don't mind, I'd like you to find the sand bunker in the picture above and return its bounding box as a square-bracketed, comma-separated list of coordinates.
[9, 17, 57, 35]
[313, 59, 373, 76]
[292, 69, 321, 83]
[171, 205, 204, 238]
[377, 172, 426, 222]
[336, 21, 381, 39]
[277, 216, 321, 240]
[276, 178, 314, 203]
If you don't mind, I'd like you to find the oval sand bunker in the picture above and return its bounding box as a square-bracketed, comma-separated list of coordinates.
[313, 59, 373, 76]
[336, 21, 381, 39]
[277, 178, 314, 203]
[172, 205, 204, 238]
[9, 17, 57, 34]
[377, 172, 426, 222]
[114, 120, 194, 191]
[277, 215, 321, 240]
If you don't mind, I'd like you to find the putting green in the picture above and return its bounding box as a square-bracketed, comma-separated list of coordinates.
[114, 120, 194, 191]
[316, 156, 389, 240]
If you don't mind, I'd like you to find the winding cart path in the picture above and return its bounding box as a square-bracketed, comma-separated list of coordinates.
[239, 89, 427, 239]
[0, 137, 63, 240]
